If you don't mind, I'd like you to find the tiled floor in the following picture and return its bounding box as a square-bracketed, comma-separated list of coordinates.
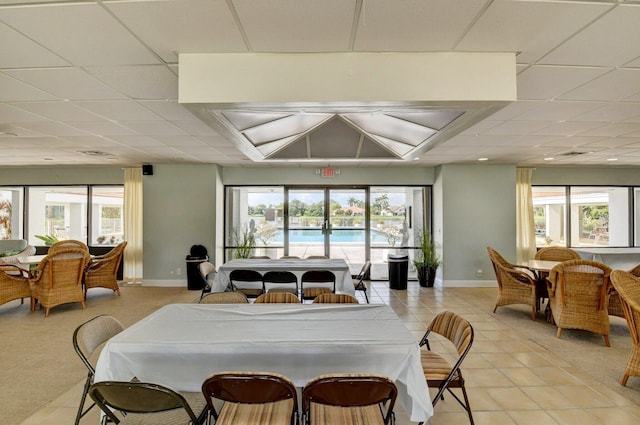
[20, 282, 640, 425]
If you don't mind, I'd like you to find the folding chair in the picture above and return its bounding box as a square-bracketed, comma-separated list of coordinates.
[229, 269, 265, 299]
[199, 291, 249, 304]
[301, 270, 336, 301]
[263, 270, 298, 297]
[353, 261, 371, 303]
[418, 311, 474, 425]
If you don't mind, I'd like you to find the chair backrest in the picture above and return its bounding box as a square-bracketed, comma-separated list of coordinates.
[263, 270, 298, 293]
[611, 270, 640, 345]
[249, 255, 271, 259]
[548, 259, 612, 310]
[87, 241, 127, 276]
[629, 264, 640, 278]
[73, 315, 124, 373]
[254, 292, 301, 303]
[301, 270, 336, 292]
[198, 261, 216, 281]
[229, 269, 264, 291]
[302, 374, 397, 425]
[49, 239, 89, 254]
[307, 255, 328, 259]
[199, 292, 249, 304]
[486, 247, 512, 277]
[202, 371, 298, 422]
[89, 381, 199, 423]
[535, 246, 581, 261]
[354, 261, 371, 282]
[280, 255, 300, 259]
[312, 293, 359, 304]
[427, 311, 474, 357]
[33, 247, 90, 289]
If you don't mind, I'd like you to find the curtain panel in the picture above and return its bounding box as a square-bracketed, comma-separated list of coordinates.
[124, 168, 143, 283]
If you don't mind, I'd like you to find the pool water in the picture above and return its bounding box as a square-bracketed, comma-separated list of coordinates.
[272, 229, 389, 244]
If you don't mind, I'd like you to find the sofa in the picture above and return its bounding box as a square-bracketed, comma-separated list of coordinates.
[0, 239, 36, 265]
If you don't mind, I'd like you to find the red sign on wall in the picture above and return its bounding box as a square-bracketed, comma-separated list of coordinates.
[321, 167, 335, 177]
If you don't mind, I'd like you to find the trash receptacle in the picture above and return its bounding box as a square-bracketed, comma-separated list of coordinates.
[388, 254, 408, 290]
[186, 244, 208, 290]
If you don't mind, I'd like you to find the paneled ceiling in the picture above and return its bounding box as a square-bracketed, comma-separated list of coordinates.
[1, 0, 640, 167]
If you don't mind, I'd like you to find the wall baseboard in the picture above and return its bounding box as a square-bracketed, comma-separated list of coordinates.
[141, 279, 187, 287]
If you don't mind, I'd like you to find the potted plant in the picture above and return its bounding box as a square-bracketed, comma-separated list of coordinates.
[413, 229, 440, 287]
[232, 226, 256, 259]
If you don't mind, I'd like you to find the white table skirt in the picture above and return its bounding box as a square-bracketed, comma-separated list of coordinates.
[94, 303, 433, 422]
[211, 258, 355, 295]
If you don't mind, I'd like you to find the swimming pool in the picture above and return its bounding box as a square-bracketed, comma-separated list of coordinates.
[271, 229, 389, 244]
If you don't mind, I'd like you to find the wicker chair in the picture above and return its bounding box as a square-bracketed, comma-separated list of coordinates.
[301, 270, 335, 301]
[534, 246, 581, 261]
[48, 239, 89, 254]
[487, 247, 538, 320]
[302, 374, 397, 425]
[29, 247, 90, 317]
[84, 241, 126, 299]
[312, 293, 359, 304]
[419, 311, 474, 425]
[89, 381, 207, 425]
[202, 371, 298, 425]
[72, 314, 124, 425]
[547, 259, 613, 346]
[610, 270, 640, 386]
[254, 292, 301, 304]
[199, 291, 249, 304]
[609, 264, 640, 318]
[0, 265, 31, 307]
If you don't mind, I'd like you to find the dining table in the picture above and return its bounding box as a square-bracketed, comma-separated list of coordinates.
[520, 259, 561, 321]
[93, 303, 433, 422]
[210, 258, 355, 295]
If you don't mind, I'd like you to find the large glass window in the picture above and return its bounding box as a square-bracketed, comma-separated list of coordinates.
[532, 186, 566, 247]
[0, 187, 24, 239]
[91, 186, 124, 246]
[28, 186, 88, 246]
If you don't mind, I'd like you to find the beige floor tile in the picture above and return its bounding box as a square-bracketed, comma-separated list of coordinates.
[464, 368, 514, 388]
[529, 366, 583, 385]
[585, 407, 640, 425]
[482, 353, 527, 368]
[499, 367, 548, 387]
[519, 386, 577, 409]
[428, 411, 477, 425]
[471, 411, 518, 425]
[507, 409, 560, 425]
[486, 388, 541, 410]
[511, 352, 554, 368]
[554, 385, 618, 408]
[466, 388, 504, 411]
[546, 408, 604, 425]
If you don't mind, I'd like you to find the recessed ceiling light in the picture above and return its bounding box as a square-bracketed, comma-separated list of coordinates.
[413, 157, 420, 161]
[607, 158, 618, 161]
[478, 157, 488, 161]
[544, 157, 555, 161]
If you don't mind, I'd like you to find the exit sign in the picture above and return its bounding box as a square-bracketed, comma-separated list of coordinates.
[321, 167, 335, 177]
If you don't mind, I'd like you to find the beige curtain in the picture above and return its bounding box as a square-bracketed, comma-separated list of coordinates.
[516, 168, 537, 263]
[124, 168, 143, 284]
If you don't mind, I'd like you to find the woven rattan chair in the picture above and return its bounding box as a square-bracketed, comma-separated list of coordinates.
[229, 269, 265, 299]
[29, 247, 90, 317]
[487, 247, 538, 320]
[89, 381, 207, 425]
[84, 241, 127, 299]
[534, 246, 581, 261]
[547, 259, 613, 346]
[353, 261, 371, 303]
[609, 264, 640, 318]
[610, 270, 640, 386]
[254, 292, 301, 304]
[301, 270, 335, 301]
[72, 314, 124, 425]
[202, 371, 298, 425]
[0, 265, 31, 307]
[199, 291, 249, 304]
[418, 311, 474, 425]
[302, 373, 397, 425]
[312, 293, 359, 304]
[264, 270, 298, 296]
[48, 239, 89, 254]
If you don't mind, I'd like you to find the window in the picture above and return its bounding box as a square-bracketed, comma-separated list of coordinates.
[0, 187, 24, 239]
[28, 186, 88, 246]
[533, 185, 632, 248]
[91, 186, 124, 246]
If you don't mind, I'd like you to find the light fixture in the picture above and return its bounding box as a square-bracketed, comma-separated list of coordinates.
[607, 158, 618, 161]
[544, 157, 555, 161]
[478, 157, 489, 161]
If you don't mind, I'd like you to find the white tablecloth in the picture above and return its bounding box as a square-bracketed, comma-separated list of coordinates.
[94, 303, 433, 422]
[211, 258, 355, 295]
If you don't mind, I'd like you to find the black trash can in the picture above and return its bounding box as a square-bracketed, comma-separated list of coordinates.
[388, 254, 408, 290]
[186, 245, 208, 290]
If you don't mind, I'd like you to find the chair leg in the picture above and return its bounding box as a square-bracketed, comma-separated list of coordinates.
[603, 335, 610, 347]
[492, 305, 498, 313]
[556, 328, 562, 338]
[460, 386, 475, 425]
[531, 306, 536, 321]
[363, 288, 369, 303]
[74, 375, 94, 425]
[622, 373, 630, 386]
[45, 307, 50, 317]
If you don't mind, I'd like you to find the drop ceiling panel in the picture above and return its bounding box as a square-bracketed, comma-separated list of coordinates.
[516, 66, 610, 100]
[233, 0, 354, 51]
[72, 101, 163, 121]
[3, 68, 127, 101]
[533, 121, 604, 137]
[140, 101, 201, 121]
[572, 103, 640, 123]
[0, 3, 160, 66]
[558, 69, 640, 101]
[67, 121, 138, 136]
[0, 73, 57, 102]
[0, 22, 69, 68]
[16, 122, 88, 136]
[0, 104, 47, 123]
[577, 122, 640, 137]
[105, 0, 247, 63]
[353, 0, 486, 51]
[120, 120, 187, 136]
[514, 101, 606, 122]
[11, 101, 103, 122]
[85, 65, 178, 100]
[457, 0, 612, 64]
[540, 5, 640, 67]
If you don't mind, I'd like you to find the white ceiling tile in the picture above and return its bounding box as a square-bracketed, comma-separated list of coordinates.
[576, 122, 640, 137]
[3, 68, 127, 100]
[67, 121, 138, 136]
[514, 101, 606, 122]
[105, 0, 247, 63]
[540, 5, 640, 67]
[11, 101, 102, 122]
[0, 22, 69, 68]
[85, 65, 177, 100]
[0, 2, 160, 66]
[0, 73, 57, 101]
[120, 121, 187, 136]
[138, 101, 199, 121]
[170, 120, 219, 136]
[533, 121, 605, 137]
[457, 0, 612, 63]
[570, 102, 640, 123]
[558, 69, 640, 101]
[72, 100, 163, 121]
[233, 0, 354, 51]
[105, 135, 164, 147]
[517, 65, 610, 100]
[486, 100, 544, 121]
[15, 122, 88, 136]
[483, 120, 553, 135]
[150, 135, 205, 147]
[0, 104, 47, 123]
[354, 0, 486, 51]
